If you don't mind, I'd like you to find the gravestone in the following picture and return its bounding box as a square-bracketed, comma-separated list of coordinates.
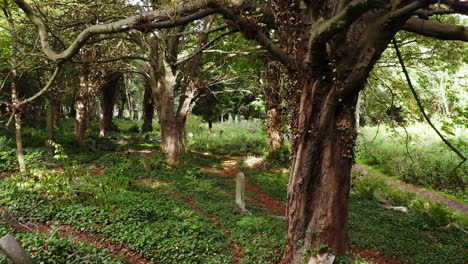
[0, 234, 34, 264]
[141, 153, 152, 172]
[236, 172, 245, 210]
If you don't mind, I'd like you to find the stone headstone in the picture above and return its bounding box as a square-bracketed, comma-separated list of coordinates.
[228, 113, 233, 123]
[236, 173, 245, 210]
[141, 153, 152, 172]
[0, 234, 34, 264]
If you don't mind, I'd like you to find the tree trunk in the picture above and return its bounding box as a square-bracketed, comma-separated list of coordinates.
[99, 72, 121, 137]
[208, 120, 213, 132]
[142, 79, 155, 132]
[266, 107, 284, 152]
[75, 63, 102, 147]
[6, 5, 26, 172]
[282, 78, 359, 263]
[264, 61, 284, 152]
[46, 98, 54, 154]
[160, 117, 185, 163]
[271, 2, 407, 262]
[74, 94, 88, 147]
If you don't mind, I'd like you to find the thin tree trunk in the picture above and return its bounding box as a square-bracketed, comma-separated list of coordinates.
[46, 98, 54, 154]
[4, 3, 26, 172]
[208, 120, 213, 132]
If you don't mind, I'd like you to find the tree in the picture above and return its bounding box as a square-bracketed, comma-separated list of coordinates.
[12, 0, 468, 262]
[264, 61, 285, 152]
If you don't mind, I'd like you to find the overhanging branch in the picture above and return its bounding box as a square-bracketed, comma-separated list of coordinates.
[402, 17, 468, 41]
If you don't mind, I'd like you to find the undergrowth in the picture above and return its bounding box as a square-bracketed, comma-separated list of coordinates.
[356, 124, 467, 201]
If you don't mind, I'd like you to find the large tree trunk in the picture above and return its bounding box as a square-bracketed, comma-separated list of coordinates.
[264, 61, 284, 152]
[271, 2, 408, 263]
[99, 72, 121, 137]
[283, 78, 359, 263]
[141, 78, 155, 132]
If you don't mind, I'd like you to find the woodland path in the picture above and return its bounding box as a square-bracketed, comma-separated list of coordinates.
[354, 164, 468, 213]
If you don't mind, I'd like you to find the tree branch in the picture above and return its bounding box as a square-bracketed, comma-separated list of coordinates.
[175, 29, 237, 67]
[307, 0, 386, 64]
[72, 55, 149, 64]
[12, 0, 240, 61]
[17, 66, 60, 106]
[402, 17, 468, 41]
[213, 4, 293, 69]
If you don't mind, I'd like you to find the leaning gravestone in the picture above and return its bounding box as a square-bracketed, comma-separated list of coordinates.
[236, 173, 245, 210]
[0, 234, 34, 264]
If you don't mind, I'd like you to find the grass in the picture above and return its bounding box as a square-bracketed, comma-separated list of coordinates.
[187, 116, 268, 155]
[356, 124, 467, 201]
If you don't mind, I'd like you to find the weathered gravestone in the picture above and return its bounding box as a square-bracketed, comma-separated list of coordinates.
[236, 172, 245, 210]
[0, 234, 34, 264]
[141, 153, 152, 172]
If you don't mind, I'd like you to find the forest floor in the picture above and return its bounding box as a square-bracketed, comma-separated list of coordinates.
[203, 156, 410, 264]
[1, 151, 466, 264]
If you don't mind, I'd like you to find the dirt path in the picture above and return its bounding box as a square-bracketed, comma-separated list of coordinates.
[203, 156, 286, 216]
[0, 208, 151, 264]
[354, 164, 468, 213]
[206, 156, 408, 264]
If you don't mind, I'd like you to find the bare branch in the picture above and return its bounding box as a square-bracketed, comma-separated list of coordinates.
[163, 24, 228, 37]
[73, 56, 149, 64]
[402, 17, 468, 41]
[17, 66, 60, 106]
[175, 30, 237, 67]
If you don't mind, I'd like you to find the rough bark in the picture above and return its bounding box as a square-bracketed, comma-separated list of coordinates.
[75, 52, 103, 147]
[141, 78, 155, 132]
[272, 1, 415, 263]
[99, 72, 122, 137]
[264, 61, 284, 152]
